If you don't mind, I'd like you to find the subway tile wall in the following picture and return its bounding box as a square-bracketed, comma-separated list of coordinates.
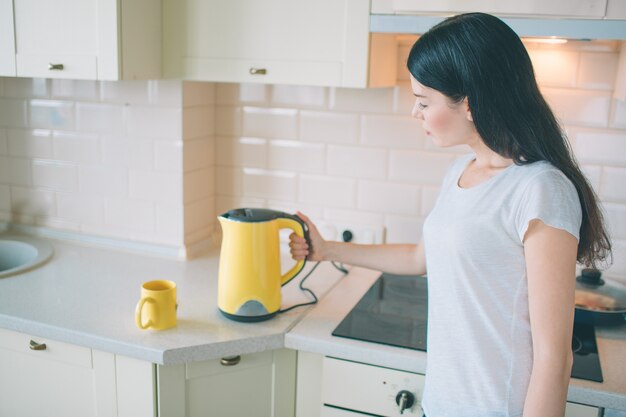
[0, 40, 625, 274]
[214, 39, 626, 276]
[0, 78, 215, 252]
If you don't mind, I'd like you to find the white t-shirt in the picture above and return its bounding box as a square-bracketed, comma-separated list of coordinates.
[421, 153, 582, 417]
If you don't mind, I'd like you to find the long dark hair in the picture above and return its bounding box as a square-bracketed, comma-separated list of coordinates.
[407, 12, 611, 268]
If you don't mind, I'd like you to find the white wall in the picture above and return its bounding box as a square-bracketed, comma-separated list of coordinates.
[214, 39, 626, 277]
[0, 39, 624, 274]
[0, 78, 215, 252]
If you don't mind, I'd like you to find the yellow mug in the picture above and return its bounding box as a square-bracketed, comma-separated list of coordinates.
[135, 280, 177, 330]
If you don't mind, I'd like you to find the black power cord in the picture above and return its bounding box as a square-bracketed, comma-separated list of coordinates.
[279, 227, 354, 314]
[278, 261, 349, 314]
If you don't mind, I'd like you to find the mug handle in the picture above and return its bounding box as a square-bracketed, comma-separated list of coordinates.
[276, 215, 309, 286]
[135, 297, 157, 329]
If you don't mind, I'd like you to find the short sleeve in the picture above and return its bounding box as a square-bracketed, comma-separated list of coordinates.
[515, 169, 582, 242]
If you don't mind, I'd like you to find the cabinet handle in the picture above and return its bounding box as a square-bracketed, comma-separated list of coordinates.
[29, 340, 47, 351]
[48, 63, 64, 71]
[249, 67, 267, 75]
[220, 355, 241, 366]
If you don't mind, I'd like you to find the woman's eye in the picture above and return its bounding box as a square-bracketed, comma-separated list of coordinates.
[417, 102, 428, 110]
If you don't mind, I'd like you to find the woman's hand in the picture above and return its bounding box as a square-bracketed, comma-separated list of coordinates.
[289, 212, 327, 262]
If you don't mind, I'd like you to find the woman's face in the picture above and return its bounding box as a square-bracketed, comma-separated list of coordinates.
[410, 76, 478, 148]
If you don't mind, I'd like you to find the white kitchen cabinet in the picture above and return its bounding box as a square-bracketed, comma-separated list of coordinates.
[10, 0, 161, 80]
[0, 327, 155, 417]
[163, 0, 394, 88]
[373, 0, 608, 18]
[0, 0, 16, 76]
[157, 349, 296, 417]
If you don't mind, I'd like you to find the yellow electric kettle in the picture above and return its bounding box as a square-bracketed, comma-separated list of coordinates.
[217, 208, 309, 322]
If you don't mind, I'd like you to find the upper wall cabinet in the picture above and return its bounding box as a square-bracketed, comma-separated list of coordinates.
[373, 0, 608, 18]
[163, 0, 386, 88]
[0, 0, 16, 76]
[4, 0, 161, 80]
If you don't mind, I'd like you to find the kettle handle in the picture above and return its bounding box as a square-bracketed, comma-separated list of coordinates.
[276, 215, 309, 286]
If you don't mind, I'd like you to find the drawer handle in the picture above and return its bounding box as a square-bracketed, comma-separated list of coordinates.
[220, 355, 241, 366]
[29, 340, 47, 351]
[48, 63, 64, 70]
[249, 67, 267, 75]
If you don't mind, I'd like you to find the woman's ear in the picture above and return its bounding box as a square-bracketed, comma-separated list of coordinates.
[464, 98, 473, 122]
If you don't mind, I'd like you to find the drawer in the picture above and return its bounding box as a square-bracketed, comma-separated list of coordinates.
[322, 357, 424, 417]
[16, 53, 97, 79]
[0, 327, 92, 368]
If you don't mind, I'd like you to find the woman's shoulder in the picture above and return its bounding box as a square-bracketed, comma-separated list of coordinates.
[513, 160, 578, 197]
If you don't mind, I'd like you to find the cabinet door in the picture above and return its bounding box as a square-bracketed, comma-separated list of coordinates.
[0, 328, 117, 417]
[157, 349, 296, 417]
[163, 0, 370, 87]
[0, 0, 16, 76]
[391, 0, 607, 17]
[11, 0, 160, 80]
[13, 0, 99, 79]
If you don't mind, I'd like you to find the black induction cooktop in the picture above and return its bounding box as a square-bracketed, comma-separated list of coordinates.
[332, 274, 603, 383]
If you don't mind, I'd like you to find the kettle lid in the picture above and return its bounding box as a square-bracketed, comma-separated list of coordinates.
[220, 208, 289, 223]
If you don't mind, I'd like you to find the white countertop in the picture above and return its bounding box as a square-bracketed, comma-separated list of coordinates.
[1, 233, 625, 411]
[0, 233, 344, 365]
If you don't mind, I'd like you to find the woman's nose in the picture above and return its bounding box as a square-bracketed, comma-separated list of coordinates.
[412, 104, 424, 120]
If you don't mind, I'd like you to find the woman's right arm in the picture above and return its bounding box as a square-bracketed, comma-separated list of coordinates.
[290, 212, 427, 276]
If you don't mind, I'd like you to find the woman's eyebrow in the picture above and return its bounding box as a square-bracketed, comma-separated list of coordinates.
[413, 93, 427, 98]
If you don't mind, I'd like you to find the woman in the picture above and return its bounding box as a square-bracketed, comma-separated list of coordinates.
[290, 12, 612, 417]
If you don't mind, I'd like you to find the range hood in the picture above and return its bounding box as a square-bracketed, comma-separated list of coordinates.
[370, 14, 626, 40]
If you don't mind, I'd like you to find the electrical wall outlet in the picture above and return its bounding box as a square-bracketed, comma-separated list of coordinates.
[317, 222, 385, 244]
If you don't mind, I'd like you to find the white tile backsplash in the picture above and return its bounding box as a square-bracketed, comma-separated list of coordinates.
[7, 129, 53, 158]
[0, 185, 10, 211]
[52, 131, 100, 163]
[0, 156, 32, 186]
[271, 85, 328, 108]
[10, 186, 55, 216]
[0, 129, 7, 154]
[51, 79, 99, 100]
[577, 52, 619, 90]
[327, 145, 387, 179]
[298, 174, 355, 208]
[76, 103, 124, 134]
[528, 49, 579, 88]
[358, 180, 419, 215]
[56, 193, 104, 224]
[612, 98, 626, 128]
[0, 38, 624, 264]
[29, 99, 75, 130]
[542, 88, 612, 127]
[127, 106, 182, 139]
[32, 160, 78, 192]
[129, 170, 182, 203]
[0, 98, 27, 127]
[575, 130, 626, 165]
[299, 110, 360, 144]
[242, 106, 298, 139]
[602, 167, 626, 203]
[361, 114, 424, 148]
[269, 140, 326, 174]
[243, 168, 298, 201]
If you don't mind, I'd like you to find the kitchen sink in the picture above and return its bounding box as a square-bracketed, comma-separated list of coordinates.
[0, 235, 54, 278]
